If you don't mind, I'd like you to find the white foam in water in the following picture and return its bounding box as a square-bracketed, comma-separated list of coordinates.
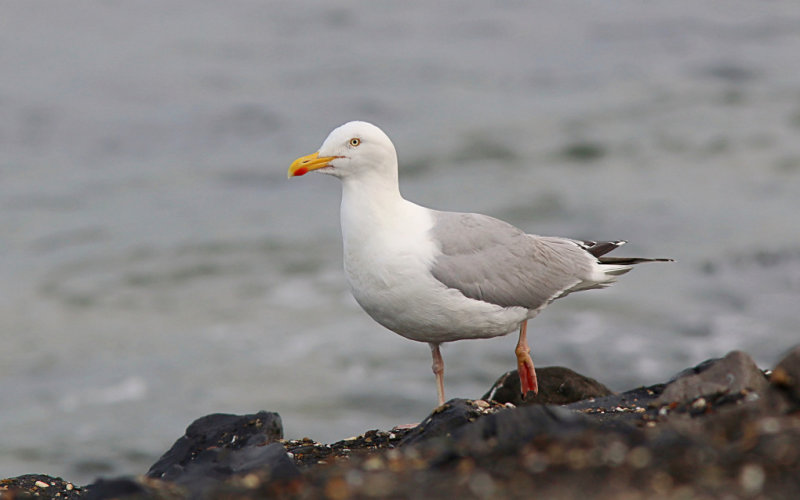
[58, 377, 148, 412]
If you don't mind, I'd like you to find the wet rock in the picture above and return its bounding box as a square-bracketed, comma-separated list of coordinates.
[84, 478, 145, 499]
[83, 477, 182, 500]
[652, 350, 769, 407]
[147, 411, 283, 479]
[566, 384, 664, 428]
[0, 474, 82, 499]
[771, 345, 800, 406]
[483, 366, 613, 406]
[5, 347, 800, 499]
[144, 411, 297, 496]
[399, 399, 493, 446]
[159, 442, 299, 494]
[442, 404, 601, 460]
[655, 387, 788, 447]
[641, 351, 796, 446]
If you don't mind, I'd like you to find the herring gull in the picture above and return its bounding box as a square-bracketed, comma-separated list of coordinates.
[288, 121, 671, 406]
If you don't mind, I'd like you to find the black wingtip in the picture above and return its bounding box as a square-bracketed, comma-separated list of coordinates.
[599, 256, 674, 265]
[580, 240, 627, 258]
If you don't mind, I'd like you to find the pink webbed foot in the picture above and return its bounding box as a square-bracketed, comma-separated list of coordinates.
[516, 349, 539, 396]
[515, 320, 539, 397]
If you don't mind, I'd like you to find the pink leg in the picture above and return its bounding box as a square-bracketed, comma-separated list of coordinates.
[430, 342, 446, 406]
[515, 320, 539, 396]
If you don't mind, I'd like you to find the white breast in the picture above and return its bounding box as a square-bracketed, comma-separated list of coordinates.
[340, 186, 527, 343]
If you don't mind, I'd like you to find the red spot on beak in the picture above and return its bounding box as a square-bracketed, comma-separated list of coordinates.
[293, 166, 309, 177]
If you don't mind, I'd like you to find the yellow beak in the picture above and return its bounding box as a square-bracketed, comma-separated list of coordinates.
[288, 152, 340, 178]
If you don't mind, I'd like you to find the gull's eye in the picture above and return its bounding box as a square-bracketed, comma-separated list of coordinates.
[349, 138, 361, 147]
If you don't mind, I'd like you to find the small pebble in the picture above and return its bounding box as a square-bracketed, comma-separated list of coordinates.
[324, 476, 350, 500]
[744, 392, 760, 403]
[468, 471, 496, 498]
[362, 456, 385, 471]
[627, 446, 652, 468]
[650, 471, 674, 494]
[759, 417, 781, 434]
[739, 463, 765, 495]
[240, 473, 260, 489]
[34, 481, 50, 489]
[604, 441, 628, 466]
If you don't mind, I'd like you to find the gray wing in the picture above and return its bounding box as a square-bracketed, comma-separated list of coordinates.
[429, 212, 596, 309]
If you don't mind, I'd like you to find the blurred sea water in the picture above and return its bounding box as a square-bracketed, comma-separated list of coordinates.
[2, 0, 800, 484]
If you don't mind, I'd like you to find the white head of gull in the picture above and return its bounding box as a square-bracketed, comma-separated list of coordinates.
[289, 121, 671, 406]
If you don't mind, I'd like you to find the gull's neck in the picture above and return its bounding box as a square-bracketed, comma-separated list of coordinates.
[340, 168, 418, 246]
[342, 171, 403, 218]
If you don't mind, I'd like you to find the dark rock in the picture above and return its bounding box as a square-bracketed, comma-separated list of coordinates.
[147, 411, 283, 479]
[771, 345, 800, 406]
[652, 350, 769, 407]
[84, 478, 151, 500]
[6, 347, 800, 499]
[228, 442, 301, 480]
[641, 351, 797, 446]
[483, 366, 614, 406]
[82, 476, 187, 499]
[0, 474, 82, 499]
[667, 356, 721, 381]
[443, 404, 601, 459]
[162, 441, 300, 488]
[659, 392, 788, 447]
[409, 386, 660, 469]
[566, 384, 665, 428]
[143, 411, 297, 497]
[399, 399, 486, 446]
